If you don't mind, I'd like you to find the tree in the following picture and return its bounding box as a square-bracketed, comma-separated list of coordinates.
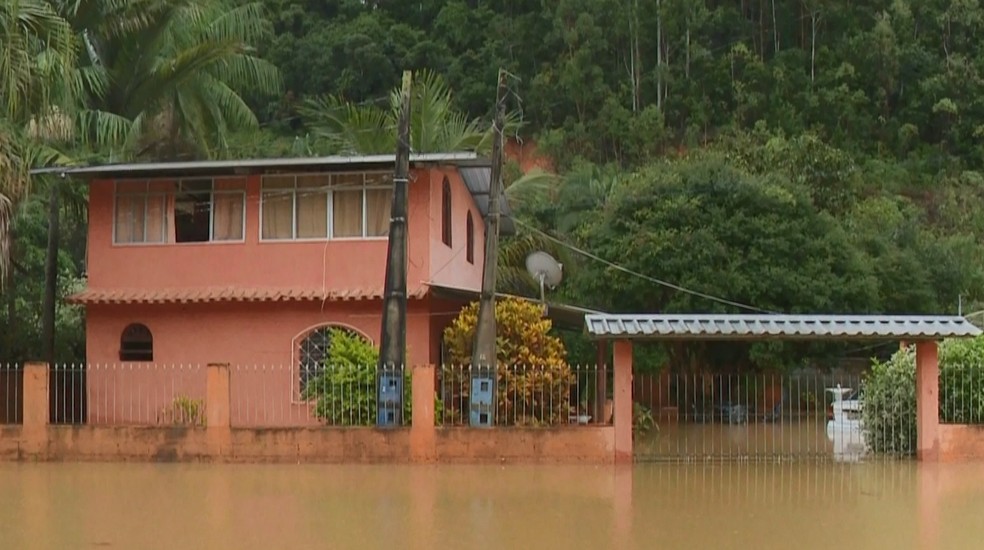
[0, 0, 78, 283]
[62, 0, 282, 160]
[442, 297, 573, 425]
[299, 69, 521, 155]
[569, 153, 878, 372]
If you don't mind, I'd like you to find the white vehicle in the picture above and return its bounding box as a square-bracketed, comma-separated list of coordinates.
[825, 385, 867, 461]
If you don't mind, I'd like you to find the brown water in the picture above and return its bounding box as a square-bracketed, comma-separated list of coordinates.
[0, 461, 981, 550]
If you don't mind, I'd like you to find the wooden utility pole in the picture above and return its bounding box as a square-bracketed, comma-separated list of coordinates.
[377, 70, 412, 426]
[470, 69, 508, 425]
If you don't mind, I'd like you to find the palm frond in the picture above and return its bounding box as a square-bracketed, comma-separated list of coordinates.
[504, 168, 560, 210]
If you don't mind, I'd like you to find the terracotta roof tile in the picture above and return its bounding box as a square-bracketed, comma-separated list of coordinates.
[66, 286, 429, 305]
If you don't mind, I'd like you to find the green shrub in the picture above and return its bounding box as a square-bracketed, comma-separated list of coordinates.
[633, 402, 656, 436]
[303, 328, 443, 426]
[442, 298, 575, 425]
[863, 336, 984, 455]
[159, 396, 206, 426]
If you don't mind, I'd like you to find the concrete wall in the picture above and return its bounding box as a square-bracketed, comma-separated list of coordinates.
[0, 364, 619, 464]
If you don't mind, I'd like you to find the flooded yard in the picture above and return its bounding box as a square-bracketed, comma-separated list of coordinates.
[0, 460, 981, 549]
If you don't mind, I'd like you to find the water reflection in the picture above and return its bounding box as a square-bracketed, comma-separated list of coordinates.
[0, 461, 982, 549]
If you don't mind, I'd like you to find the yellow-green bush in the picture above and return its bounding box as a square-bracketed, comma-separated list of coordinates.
[442, 298, 574, 425]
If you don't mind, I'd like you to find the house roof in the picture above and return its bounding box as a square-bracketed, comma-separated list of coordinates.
[584, 314, 983, 341]
[66, 286, 430, 305]
[32, 152, 515, 235]
[459, 166, 515, 234]
[30, 152, 485, 177]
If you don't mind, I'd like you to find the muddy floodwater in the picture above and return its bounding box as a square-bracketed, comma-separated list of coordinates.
[0, 461, 982, 550]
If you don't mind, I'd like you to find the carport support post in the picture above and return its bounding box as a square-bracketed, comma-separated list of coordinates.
[595, 340, 608, 423]
[614, 340, 633, 463]
[916, 341, 940, 461]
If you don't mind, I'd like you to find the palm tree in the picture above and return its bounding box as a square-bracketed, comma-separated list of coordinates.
[61, 0, 282, 160]
[0, 0, 78, 283]
[300, 69, 522, 155]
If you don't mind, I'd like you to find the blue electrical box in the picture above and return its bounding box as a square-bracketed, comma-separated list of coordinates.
[377, 370, 403, 427]
[469, 368, 495, 427]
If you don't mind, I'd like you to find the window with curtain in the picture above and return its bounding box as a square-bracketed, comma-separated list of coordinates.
[212, 178, 246, 241]
[261, 172, 392, 240]
[113, 178, 244, 244]
[466, 211, 475, 264]
[441, 177, 452, 247]
[113, 181, 167, 244]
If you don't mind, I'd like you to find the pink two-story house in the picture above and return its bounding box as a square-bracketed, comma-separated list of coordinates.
[50, 152, 518, 424]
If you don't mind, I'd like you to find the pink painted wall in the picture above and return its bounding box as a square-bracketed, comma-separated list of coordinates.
[83, 300, 440, 426]
[85, 301, 435, 366]
[85, 165, 484, 294]
[425, 168, 486, 291]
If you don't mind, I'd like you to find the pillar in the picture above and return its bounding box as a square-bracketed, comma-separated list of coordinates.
[22, 363, 49, 455]
[916, 341, 940, 461]
[595, 341, 608, 423]
[410, 364, 437, 462]
[613, 340, 633, 464]
[206, 363, 231, 455]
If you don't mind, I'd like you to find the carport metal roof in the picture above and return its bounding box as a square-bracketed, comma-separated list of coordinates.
[584, 314, 982, 341]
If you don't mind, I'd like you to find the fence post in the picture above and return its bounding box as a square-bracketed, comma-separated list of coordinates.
[22, 362, 49, 455]
[206, 363, 231, 456]
[916, 341, 940, 461]
[410, 364, 437, 462]
[613, 340, 633, 464]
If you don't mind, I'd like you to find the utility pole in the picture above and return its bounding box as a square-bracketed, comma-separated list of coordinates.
[469, 69, 507, 427]
[377, 70, 412, 427]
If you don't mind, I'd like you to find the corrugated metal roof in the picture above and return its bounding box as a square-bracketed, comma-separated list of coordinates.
[458, 166, 515, 235]
[30, 152, 482, 177]
[584, 314, 983, 340]
[67, 286, 430, 305]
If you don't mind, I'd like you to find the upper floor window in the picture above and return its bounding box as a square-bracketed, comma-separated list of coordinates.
[466, 211, 475, 264]
[441, 177, 452, 247]
[120, 323, 153, 361]
[113, 178, 245, 244]
[261, 172, 393, 240]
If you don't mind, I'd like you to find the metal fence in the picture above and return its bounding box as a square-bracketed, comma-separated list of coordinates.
[438, 364, 610, 427]
[50, 363, 207, 426]
[632, 372, 906, 462]
[229, 363, 409, 428]
[940, 363, 984, 424]
[0, 364, 22, 424]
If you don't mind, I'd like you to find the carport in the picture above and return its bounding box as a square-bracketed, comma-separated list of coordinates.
[584, 314, 982, 463]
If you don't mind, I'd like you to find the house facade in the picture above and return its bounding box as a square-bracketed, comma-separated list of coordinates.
[57, 153, 509, 424]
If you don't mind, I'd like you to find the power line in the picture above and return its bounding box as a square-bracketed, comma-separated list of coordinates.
[512, 218, 776, 314]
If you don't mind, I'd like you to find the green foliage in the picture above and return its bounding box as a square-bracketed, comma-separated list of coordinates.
[298, 69, 521, 155]
[159, 396, 206, 427]
[303, 328, 443, 426]
[864, 337, 984, 456]
[861, 348, 917, 456]
[442, 298, 575, 426]
[633, 402, 656, 437]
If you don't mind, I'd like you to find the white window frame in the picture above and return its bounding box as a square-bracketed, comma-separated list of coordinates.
[112, 177, 246, 246]
[258, 171, 393, 242]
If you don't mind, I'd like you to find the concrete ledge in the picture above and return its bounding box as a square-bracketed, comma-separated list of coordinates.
[939, 424, 984, 461]
[435, 426, 616, 464]
[0, 425, 615, 463]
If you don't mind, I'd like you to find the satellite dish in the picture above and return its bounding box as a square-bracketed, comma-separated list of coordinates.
[525, 251, 563, 312]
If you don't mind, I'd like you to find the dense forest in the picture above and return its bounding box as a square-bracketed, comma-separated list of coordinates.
[2, 0, 983, 369]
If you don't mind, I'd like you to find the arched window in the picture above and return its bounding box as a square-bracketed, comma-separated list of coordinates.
[466, 211, 475, 264]
[298, 325, 370, 393]
[441, 177, 452, 247]
[120, 323, 153, 361]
